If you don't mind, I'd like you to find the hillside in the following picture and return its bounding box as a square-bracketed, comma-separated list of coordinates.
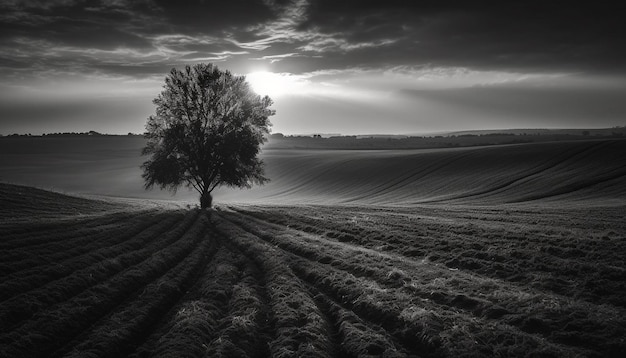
[0, 183, 126, 221]
[1, 184, 625, 356]
[222, 139, 626, 206]
[1, 136, 625, 206]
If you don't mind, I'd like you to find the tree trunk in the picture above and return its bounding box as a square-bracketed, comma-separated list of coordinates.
[200, 191, 212, 209]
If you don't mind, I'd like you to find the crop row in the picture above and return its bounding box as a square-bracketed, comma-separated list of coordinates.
[310, 287, 408, 357]
[203, 251, 270, 357]
[134, 239, 270, 358]
[234, 205, 626, 308]
[217, 210, 444, 356]
[59, 226, 215, 358]
[213, 213, 333, 358]
[0, 210, 146, 246]
[0, 211, 175, 279]
[2, 200, 624, 357]
[131, 245, 239, 357]
[0, 210, 208, 357]
[219, 208, 625, 356]
[0, 211, 189, 318]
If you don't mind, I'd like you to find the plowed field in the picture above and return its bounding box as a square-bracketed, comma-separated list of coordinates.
[1, 183, 624, 357]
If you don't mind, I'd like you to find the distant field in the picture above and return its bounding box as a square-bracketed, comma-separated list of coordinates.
[1, 136, 625, 206]
[1, 137, 625, 356]
[1, 182, 625, 357]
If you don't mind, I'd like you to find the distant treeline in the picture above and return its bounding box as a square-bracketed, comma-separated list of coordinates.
[266, 128, 626, 150]
[1, 131, 142, 138]
[2, 128, 625, 150]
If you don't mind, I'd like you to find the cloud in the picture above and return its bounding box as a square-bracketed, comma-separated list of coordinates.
[2, 0, 625, 83]
[299, 38, 397, 53]
[292, 1, 626, 74]
[152, 0, 275, 35]
[0, 1, 159, 47]
[1, 1, 625, 135]
[250, 52, 300, 63]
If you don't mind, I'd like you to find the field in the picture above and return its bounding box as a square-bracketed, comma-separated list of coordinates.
[1, 138, 626, 357]
[2, 137, 626, 205]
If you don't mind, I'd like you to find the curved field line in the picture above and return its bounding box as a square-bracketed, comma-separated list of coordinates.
[0, 211, 198, 334]
[221, 208, 625, 356]
[422, 140, 612, 204]
[0, 212, 185, 305]
[344, 149, 478, 204]
[0, 210, 151, 248]
[234, 205, 626, 308]
[213, 213, 334, 358]
[0, 211, 206, 357]
[56, 229, 216, 358]
[0, 212, 176, 280]
[509, 166, 626, 203]
[216, 210, 445, 356]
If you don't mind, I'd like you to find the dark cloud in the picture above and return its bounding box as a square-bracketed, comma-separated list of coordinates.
[1, 0, 625, 80]
[294, 1, 626, 73]
[152, 0, 276, 35]
[0, 0, 290, 81]
[0, 1, 157, 49]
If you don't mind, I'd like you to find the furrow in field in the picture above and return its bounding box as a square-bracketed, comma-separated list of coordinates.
[290, 249, 597, 357]
[306, 282, 411, 357]
[0, 211, 185, 306]
[56, 226, 216, 358]
[0, 210, 197, 335]
[138, 236, 269, 358]
[202, 243, 272, 357]
[349, 208, 626, 308]
[0, 210, 148, 248]
[224, 209, 625, 356]
[0, 219, 127, 264]
[0, 211, 205, 357]
[290, 251, 447, 357]
[234, 205, 626, 307]
[0, 208, 159, 250]
[132, 245, 234, 358]
[213, 212, 334, 358]
[0, 211, 172, 278]
[219, 209, 446, 355]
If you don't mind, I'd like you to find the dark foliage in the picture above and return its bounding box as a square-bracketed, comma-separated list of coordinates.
[142, 63, 274, 207]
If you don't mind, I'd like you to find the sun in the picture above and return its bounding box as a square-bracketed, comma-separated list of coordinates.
[246, 71, 304, 97]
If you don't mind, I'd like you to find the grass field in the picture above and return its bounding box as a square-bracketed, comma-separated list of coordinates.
[1, 138, 625, 357]
[2, 137, 625, 205]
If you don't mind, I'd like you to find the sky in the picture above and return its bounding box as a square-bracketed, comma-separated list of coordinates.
[1, 0, 625, 135]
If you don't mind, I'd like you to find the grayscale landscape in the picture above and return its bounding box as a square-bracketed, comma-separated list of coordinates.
[1, 1, 625, 357]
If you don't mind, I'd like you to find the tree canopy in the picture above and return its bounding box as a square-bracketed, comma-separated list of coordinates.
[141, 63, 274, 208]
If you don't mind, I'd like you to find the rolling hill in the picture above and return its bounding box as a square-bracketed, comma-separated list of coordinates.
[1, 136, 625, 206]
[223, 139, 626, 206]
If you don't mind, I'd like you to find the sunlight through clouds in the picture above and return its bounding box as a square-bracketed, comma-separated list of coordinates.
[246, 71, 308, 97]
[251, 66, 556, 100]
[1, 1, 624, 135]
[245, 70, 383, 100]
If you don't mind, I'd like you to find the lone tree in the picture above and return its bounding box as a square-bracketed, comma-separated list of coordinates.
[141, 63, 274, 208]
